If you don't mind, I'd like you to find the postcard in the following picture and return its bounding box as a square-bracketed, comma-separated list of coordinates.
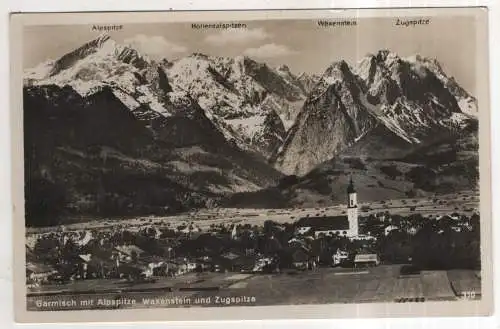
[10, 7, 492, 323]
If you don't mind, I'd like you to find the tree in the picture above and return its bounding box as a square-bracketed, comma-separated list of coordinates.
[34, 236, 60, 263]
[276, 248, 294, 269]
[61, 239, 80, 263]
[380, 230, 412, 263]
[278, 175, 299, 188]
[263, 220, 277, 236]
[130, 250, 138, 263]
[25, 177, 67, 226]
[380, 165, 401, 179]
[470, 213, 480, 234]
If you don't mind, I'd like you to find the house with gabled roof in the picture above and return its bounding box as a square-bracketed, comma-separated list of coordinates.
[26, 262, 58, 283]
[114, 245, 146, 262]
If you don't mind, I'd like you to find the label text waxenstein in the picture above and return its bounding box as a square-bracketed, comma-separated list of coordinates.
[317, 20, 357, 27]
[191, 22, 247, 29]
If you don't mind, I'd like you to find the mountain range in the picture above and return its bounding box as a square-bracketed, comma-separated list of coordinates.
[23, 33, 479, 225]
[272, 51, 477, 176]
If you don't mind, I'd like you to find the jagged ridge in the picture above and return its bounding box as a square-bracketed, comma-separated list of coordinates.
[273, 50, 477, 176]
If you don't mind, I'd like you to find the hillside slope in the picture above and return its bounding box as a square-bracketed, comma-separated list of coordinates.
[24, 85, 282, 226]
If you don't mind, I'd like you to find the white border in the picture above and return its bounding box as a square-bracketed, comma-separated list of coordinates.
[1, 0, 499, 328]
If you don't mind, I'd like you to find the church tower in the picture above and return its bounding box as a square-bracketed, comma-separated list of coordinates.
[347, 177, 359, 237]
[231, 224, 238, 240]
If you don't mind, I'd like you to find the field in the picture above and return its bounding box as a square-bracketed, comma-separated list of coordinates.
[26, 191, 479, 234]
[26, 265, 481, 311]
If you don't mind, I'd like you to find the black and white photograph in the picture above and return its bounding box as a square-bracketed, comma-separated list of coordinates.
[11, 7, 492, 322]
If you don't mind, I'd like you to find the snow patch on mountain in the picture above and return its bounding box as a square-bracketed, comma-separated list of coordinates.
[457, 97, 478, 117]
[442, 112, 475, 129]
[378, 107, 420, 144]
[112, 89, 141, 110]
[24, 60, 55, 81]
[354, 130, 369, 143]
[279, 116, 295, 131]
[226, 115, 267, 139]
[136, 85, 170, 116]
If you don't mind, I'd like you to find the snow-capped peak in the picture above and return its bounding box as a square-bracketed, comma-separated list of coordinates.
[233, 55, 250, 66]
[164, 52, 309, 157]
[322, 60, 353, 84]
[404, 53, 478, 117]
[277, 64, 291, 73]
[43, 34, 155, 81]
[24, 33, 177, 120]
[24, 60, 55, 81]
[188, 52, 211, 60]
[405, 53, 441, 68]
[93, 33, 113, 47]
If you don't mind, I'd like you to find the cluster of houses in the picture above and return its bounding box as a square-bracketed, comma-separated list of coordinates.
[25, 221, 379, 287]
[25, 180, 478, 287]
[23, 180, 353, 285]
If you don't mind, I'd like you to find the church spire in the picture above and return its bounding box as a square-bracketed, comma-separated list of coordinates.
[231, 224, 238, 240]
[347, 176, 355, 194]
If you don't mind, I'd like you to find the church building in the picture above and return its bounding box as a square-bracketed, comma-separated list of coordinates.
[295, 177, 359, 238]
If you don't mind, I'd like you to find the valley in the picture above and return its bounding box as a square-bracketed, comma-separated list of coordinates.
[26, 190, 478, 234]
[23, 33, 480, 227]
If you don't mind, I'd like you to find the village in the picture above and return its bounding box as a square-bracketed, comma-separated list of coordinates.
[26, 180, 481, 296]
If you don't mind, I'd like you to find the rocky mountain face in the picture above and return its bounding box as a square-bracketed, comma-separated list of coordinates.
[271, 60, 378, 175]
[226, 123, 479, 209]
[273, 50, 477, 176]
[164, 54, 310, 156]
[296, 72, 321, 94]
[403, 55, 478, 117]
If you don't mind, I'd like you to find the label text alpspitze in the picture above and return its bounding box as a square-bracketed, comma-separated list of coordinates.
[92, 24, 124, 32]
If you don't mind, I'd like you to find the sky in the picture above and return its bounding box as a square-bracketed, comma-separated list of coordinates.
[23, 15, 478, 95]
